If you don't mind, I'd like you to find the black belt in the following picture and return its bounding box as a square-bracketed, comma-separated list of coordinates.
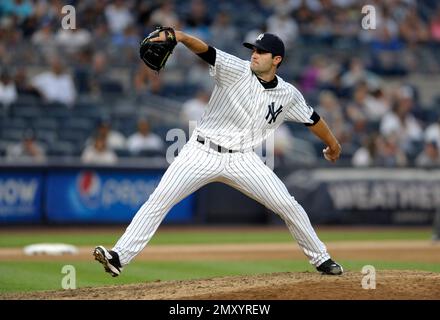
[197, 135, 237, 153]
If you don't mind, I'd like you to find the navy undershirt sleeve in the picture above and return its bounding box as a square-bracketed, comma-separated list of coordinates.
[304, 111, 321, 127]
[196, 46, 216, 66]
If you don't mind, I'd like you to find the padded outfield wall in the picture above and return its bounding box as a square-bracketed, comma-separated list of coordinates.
[0, 164, 438, 225]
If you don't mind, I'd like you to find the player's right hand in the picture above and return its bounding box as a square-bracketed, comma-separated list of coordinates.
[323, 143, 341, 163]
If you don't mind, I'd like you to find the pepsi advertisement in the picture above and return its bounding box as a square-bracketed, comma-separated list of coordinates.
[0, 173, 43, 223]
[45, 170, 194, 223]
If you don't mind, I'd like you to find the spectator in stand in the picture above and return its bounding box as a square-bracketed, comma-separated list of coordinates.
[341, 57, 380, 90]
[380, 92, 423, 157]
[55, 26, 92, 54]
[399, 7, 430, 46]
[133, 62, 162, 95]
[369, 27, 407, 76]
[315, 91, 349, 144]
[346, 83, 370, 138]
[31, 20, 57, 56]
[0, 0, 33, 23]
[244, 23, 268, 46]
[299, 55, 339, 95]
[429, 7, 440, 44]
[180, 89, 210, 125]
[91, 51, 123, 95]
[375, 133, 408, 167]
[86, 120, 126, 151]
[363, 88, 391, 122]
[258, 122, 317, 167]
[81, 134, 118, 165]
[187, 59, 214, 90]
[13, 67, 41, 98]
[415, 141, 440, 167]
[6, 129, 46, 163]
[210, 11, 238, 52]
[291, 1, 315, 37]
[149, 0, 179, 28]
[266, 4, 298, 49]
[309, 10, 334, 44]
[78, 0, 108, 31]
[352, 133, 380, 167]
[127, 118, 165, 155]
[332, 6, 358, 41]
[112, 24, 139, 48]
[31, 56, 76, 106]
[74, 50, 123, 97]
[0, 69, 17, 107]
[299, 55, 323, 94]
[183, 0, 212, 41]
[105, 0, 134, 35]
[425, 118, 440, 151]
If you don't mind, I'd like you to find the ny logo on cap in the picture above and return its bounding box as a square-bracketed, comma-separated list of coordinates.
[257, 34, 264, 41]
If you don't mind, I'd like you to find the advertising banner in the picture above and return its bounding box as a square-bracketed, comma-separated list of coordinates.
[0, 172, 43, 223]
[284, 168, 440, 225]
[46, 170, 194, 223]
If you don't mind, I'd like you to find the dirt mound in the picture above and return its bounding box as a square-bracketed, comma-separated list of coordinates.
[3, 270, 440, 300]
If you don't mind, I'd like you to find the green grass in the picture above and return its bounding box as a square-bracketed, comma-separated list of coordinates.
[1, 259, 439, 294]
[0, 229, 432, 248]
[0, 229, 435, 294]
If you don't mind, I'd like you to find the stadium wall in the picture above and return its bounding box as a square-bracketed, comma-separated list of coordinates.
[0, 165, 438, 226]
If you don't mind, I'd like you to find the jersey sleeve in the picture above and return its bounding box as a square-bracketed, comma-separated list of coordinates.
[209, 48, 249, 87]
[284, 88, 315, 124]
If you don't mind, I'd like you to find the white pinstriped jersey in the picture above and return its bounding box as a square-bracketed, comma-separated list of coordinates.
[195, 49, 314, 151]
[111, 47, 332, 270]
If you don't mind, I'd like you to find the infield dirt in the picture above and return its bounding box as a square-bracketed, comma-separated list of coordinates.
[2, 270, 439, 300]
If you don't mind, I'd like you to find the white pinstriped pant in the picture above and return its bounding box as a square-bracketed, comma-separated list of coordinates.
[113, 133, 330, 267]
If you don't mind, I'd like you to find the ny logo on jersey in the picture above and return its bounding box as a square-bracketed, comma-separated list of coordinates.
[265, 102, 283, 124]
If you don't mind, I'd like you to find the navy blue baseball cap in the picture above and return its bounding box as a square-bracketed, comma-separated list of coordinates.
[243, 33, 285, 58]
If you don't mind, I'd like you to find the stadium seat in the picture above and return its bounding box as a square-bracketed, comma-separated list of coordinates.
[114, 148, 131, 157]
[136, 149, 166, 158]
[1, 129, 25, 141]
[64, 118, 95, 131]
[11, 106, 43, 118]
[47, 142, 76, 157]
[35, 130, 58, 145]
[33, 118, 58, 130]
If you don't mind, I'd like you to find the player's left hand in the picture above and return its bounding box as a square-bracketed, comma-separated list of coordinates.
[139, 26, 177, 72]
[323, 143, 341, 163]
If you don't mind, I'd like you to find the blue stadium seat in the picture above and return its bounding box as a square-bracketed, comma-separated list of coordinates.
[35, 130, 58, 145]
[1, 129, 24, 142]
[57, 129, 88, 145]
[114, 148, 131, 157]
[47, 142, 76, 157]
[64, 118, 95, 131]
[33, 118, 58, 130]
[135, 149, 166, 158]
[11, 106, 43, 118]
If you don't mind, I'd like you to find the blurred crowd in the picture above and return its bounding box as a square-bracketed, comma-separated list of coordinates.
[0, 0, 440, 167]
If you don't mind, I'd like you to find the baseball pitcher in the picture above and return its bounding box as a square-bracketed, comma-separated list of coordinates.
[94, 27, 343, 276]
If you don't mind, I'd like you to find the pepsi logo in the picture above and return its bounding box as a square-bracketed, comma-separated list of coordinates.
[76, 171, 101, 208]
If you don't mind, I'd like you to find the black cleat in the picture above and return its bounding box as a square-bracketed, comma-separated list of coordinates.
[316, 259, 343, 275]
[93, 246, 123, 277]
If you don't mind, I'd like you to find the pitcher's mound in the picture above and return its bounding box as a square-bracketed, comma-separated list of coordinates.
[4, 270, 440, 300]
